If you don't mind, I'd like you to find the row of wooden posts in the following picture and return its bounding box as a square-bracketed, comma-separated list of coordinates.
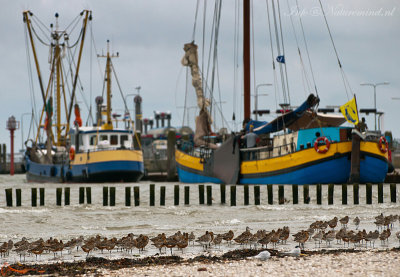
[3, 183, 398, 207]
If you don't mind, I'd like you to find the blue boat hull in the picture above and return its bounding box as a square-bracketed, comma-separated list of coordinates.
[25, 157, 144, 183]
[176, 152, 388, 185]
[176, 166, 223, 184]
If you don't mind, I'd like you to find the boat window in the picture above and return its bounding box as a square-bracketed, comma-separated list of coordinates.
[110, 135, 118, 145]
[90, 135, 97, 145]
[70, 136, 75, 145]
[121, 135, 128, 145]
[100, 135, 108, 141]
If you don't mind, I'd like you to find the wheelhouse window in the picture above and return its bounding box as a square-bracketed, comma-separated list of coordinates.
[100, 135, 108, 141]
[90, 135, 97, 146]
[121, 135, 128, 146]
[110, 135, 118, 145]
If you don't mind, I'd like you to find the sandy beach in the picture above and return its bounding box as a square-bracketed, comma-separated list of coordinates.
[95, 250, 400, 277]
[2, 248, 399, 276]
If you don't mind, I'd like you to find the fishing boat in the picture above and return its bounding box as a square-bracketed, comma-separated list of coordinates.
[175, 0, 389, 185]
[23, 11, 144, 182]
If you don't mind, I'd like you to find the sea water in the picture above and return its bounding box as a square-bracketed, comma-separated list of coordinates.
[0, 174, 399, 263]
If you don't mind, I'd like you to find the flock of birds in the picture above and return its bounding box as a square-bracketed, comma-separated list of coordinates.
[1, 213, 400, 262]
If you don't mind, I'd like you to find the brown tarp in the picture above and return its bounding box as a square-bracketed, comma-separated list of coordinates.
[288, 111, 346, 131]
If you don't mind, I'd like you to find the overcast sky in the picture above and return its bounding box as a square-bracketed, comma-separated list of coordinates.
[0, 0, 399, 153]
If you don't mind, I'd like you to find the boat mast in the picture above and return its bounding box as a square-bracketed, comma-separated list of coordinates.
[243, 0, 251, 122]
[22, 11, 46, 106]
[54, 14, 62, 146]
[98, 40, 118, 130]
[66, 10, 91, 135]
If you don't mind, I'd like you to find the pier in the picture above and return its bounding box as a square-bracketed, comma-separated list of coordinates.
[2, 183, 399, 207]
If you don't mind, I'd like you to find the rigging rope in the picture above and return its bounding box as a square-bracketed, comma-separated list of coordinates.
[318, 0, 352, 99]
[201, 0, 207, 101]
[67, 27, 83, 49]
[183, 67, 189, 126]
[207, 0, 222, 125]
[110, 61, 132, 119]
[285, 0, 312, 96]
[31, 15, 51, 45]
[271, 0, 287, 105]
[30, 24, 50, 46]
[276, 0, 291, 105]
[192, 0, 200, 41]
[64, 13, 82, 35]
[295, 0, 318, 96]
[88, 20, 93, 126]
[233, 0, 239, 129]
[266, 0, 281, 110]
[24, 24, 39, 132]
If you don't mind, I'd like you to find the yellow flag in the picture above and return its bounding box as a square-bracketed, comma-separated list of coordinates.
[340, 97, 359, 125]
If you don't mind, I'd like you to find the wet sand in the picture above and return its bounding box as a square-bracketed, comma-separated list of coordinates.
[3, 248, 400, 276]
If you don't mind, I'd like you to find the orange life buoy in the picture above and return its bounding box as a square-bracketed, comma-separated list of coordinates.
[378, 136, 388, 153]
[314, 136, 330, 154]
[69, 147, 75, 160]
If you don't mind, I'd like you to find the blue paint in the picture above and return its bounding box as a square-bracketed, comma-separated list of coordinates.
[360, 155, 388, 183]
[296, 127, 346, 151]
[176, 167, 223, 184]
[26, 156, 144, 182]
[240, 156, 351, 184]
[70, 160, 144, 176]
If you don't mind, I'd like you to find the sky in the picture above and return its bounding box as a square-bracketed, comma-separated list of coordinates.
[0, 0, 399, 153]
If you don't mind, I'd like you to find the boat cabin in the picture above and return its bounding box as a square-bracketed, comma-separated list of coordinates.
[69, 127, 136, 152]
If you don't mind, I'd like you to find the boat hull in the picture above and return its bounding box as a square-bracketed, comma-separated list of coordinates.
[25, 149, 144, 183]
[175, 149, 223, 183]
[175, 140, 388, 185]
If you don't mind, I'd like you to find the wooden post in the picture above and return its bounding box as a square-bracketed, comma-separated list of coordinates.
[110, 187, 116, 206]
[103, 187, 109, 206]
[86, 187, 92, 204]
[366, 183, 372, 205]
[56, 188, 62, 206]
[378, 183, 383, 204]
[254, 186, 260, 205]
[390, 183, 396, 203]
[316, 184, 322, 205]
[199, 185, 205, 205]
[278, 185, 284, 204]
[342, 184, 347, 205]
[39, 188, 45, 206]
[349, 133, 361, 183]
[160, 186, 166, 206]
[206, 185, 212, 205]
[134, 186, 140, 206]
[267, 184, 273, 204]
[79, 187, 85, 204]
[292, 185, 298, 205]
[5, 188, 12, 207]
[16, 188, 21, 207]
[244, 185, 249, 205]
[31, 188, 37, 207]
[328, 184, 334, 205]
[230, 185, 236, 206]
[303, 185, 310, 204]
[353, 184, 359, 205]
[220, 184, 226, 204]
[64, 187, 70, 206]
[184, 186, 190, 205]
[174, 185, 179, 206]
[125, 187, 131, 206]
[150, 184, 155, 206]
